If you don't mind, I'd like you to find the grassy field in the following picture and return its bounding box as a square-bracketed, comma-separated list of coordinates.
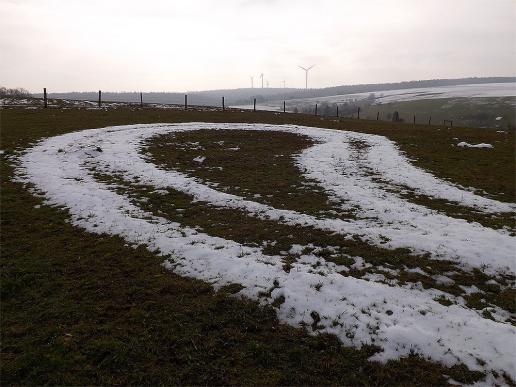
[1, 107, 514, 385]
[285, 96, 516, 130]
[358, 97, 516, 131]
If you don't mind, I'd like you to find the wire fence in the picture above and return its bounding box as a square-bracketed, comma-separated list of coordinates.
[0, 88, 459, 127]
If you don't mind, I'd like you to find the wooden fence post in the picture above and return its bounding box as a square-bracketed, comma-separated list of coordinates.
[140, 92, 143, 107]
[315, 104, 318, 116]
[222, 96, 225, 111]
[357, 107, 360, 119]
[98, 90, 101, 107]
[283, 101, 286, 113]
[376, 112, 379, 121]
[184, 94, 188, 110]
[428, 116, 431, 125]
[43, 88, 47, 108]
[253, 98, 256, 112]
[413, 115, 416, 125]
[336, 105, 339, 117]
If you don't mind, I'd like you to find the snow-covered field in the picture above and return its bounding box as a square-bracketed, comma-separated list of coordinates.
[15, 123, 515, 383]
[234, 82, 516, 111]
[334, 82, 516, 104]
[0, 97, 223, 111]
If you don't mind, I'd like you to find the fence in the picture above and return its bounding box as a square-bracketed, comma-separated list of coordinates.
[35, 88, 451, 126]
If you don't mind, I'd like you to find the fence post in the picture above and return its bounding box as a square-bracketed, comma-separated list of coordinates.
[283, 101, 286, 113]
[376, 111, 379, 121]
[253, 98, 256, 112]
[357, 107, 360, 119]
[428, 116, 431, 125]
[43, 88, 47, 108]
[315, 104, 318, 116]
[98, 90, 101, 108]
[140, 92, 143, 107]
[184, 94, 188, 110]
[336, 105, 339, 117]
[413, 115, 416, 125]
[222, 96, 225, 111]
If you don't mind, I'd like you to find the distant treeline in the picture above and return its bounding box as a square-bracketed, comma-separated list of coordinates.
[0, 87, 31, 98]
[32, 76, 516, 106]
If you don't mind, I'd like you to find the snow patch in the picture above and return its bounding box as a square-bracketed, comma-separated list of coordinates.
[14, 122, 516, 381]
[193, 156, 206, 163]
[456, 142, 493, 149]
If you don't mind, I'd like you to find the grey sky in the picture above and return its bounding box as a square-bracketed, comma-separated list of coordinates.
[1, 0, 515, 92]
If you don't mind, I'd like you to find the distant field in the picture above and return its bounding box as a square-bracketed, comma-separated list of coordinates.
[234, 82, 516, 129]
[359, 97, 515, 129]
[295, 82, 516, 104]
[1, 107, 514, 385]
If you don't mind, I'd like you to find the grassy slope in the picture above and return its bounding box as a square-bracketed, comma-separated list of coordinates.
[2, 107, 513, 385]
[358, 97, 516, 130]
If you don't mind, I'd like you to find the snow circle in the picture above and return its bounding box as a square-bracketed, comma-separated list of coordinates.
[15, 123, 516, 380]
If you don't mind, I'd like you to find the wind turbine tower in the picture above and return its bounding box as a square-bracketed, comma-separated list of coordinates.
[260, 73, 264, 88]
[298, 65, 315, 90]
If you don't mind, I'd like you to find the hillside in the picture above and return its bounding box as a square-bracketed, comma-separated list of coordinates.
[31, 76, 516, 106]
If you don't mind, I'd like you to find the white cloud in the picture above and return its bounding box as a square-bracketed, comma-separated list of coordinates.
[1, 0, 515, 91]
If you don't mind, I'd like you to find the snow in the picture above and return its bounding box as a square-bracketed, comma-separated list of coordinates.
[24, 122, 511, 274]
[495, 116, 503, 121]
[193, 156, 206, 163]
[14, 122, 516, 381]
[363, 82, 516, 104]
[456, 142, 494, 149]
[405, 267, 428, 275]
[431, 274, 455, 286]
[0, 97, 223, 112]
[57, 123, 514, 275]
[234, 82, 516, 111]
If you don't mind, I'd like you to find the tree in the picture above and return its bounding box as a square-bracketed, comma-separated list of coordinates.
[0, 86, 31, 97]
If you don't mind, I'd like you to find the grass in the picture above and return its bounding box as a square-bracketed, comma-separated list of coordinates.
[142, 128, 514, 313]
[358, 97, 516, 130]
[2, 106, 513, 385]
[147, 129, 337, 216]
[374, 123, 515, 202]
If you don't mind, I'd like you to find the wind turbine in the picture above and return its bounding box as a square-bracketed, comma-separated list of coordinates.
[260, 73, 264, 88]
[250, 76, 254, 88]
[298, 64, 315, 90]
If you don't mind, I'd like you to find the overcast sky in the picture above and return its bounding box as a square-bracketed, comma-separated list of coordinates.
[1, 0, 515, 92]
